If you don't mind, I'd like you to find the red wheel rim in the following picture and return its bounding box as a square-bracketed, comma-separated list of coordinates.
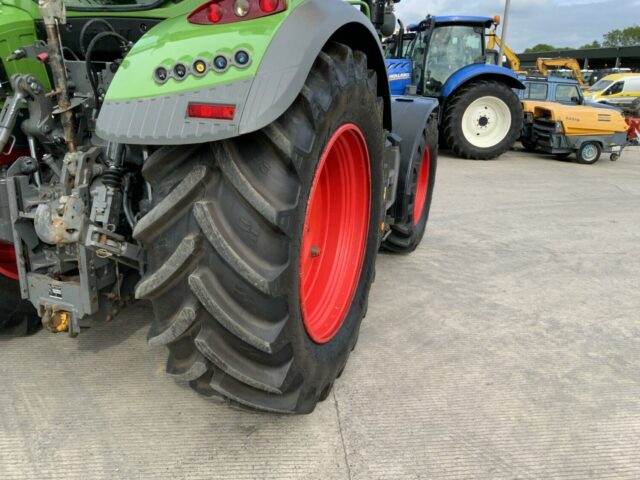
[300, 124, 371, 344]
[413, 147, 431, 225]
[0, 243, 19, 280]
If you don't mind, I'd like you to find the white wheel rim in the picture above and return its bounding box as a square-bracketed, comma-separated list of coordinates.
[582, 144, 598, 161]
[461, 96, 512, 149]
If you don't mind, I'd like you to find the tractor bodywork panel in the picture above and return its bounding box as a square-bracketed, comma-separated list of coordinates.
[95, 0, 390, 144]
[386, 59, 413, 96]
[432, 16, 494, 28]
[441, 64, 525, 99]
[0, 4, 51, 95]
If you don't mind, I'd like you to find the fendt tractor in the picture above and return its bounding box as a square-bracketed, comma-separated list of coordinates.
[0, 0, 439, 413]
[385, 15, 526, 160]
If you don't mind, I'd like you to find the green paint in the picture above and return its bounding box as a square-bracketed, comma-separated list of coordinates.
[1, 0, 307, 102]
[0, 4, 51, 92]
[105, 9, 296, 101]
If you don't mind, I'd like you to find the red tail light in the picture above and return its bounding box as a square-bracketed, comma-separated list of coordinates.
[188, 0, 287, 25]
[259, 0, 279, 13]
[188, 103, 236, 120]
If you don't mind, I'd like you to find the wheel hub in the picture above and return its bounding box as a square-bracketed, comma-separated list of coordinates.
[299, 124, 371, 344]
[583, 145, 597, 161]
[461, 96, 512, 149]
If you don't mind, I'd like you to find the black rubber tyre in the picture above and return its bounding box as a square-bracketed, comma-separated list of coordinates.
[382, 116, 438, 254]
[134, 42, 384, 414]
[0, 276, 40, 336]
[443, 80, 523, 160]
[576, 142, 602, 165]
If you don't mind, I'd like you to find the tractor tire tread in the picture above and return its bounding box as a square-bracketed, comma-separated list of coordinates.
[137, 41, 382, 414]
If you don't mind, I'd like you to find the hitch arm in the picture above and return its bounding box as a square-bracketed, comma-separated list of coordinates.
[0, 80, 27, 155]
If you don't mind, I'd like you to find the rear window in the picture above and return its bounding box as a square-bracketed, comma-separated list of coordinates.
[524, 82, 548, 101]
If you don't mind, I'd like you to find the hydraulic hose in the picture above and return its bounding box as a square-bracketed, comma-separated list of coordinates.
[84, 31, 129, 108]
[79, 18, 115, 58]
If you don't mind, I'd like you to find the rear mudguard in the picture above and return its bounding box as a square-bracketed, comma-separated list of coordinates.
[389, 95, 439, 224]
[96, 0, 391, 145]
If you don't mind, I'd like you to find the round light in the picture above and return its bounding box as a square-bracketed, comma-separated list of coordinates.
[259, 0, 279, 13]
[155, 67, 168, 83]
[174, 64, 187, 79]
[207, 3, 223, 23]
[234, 50, 250, 66]
[193, 60, 207, 75]
[234, 0, 251, 17]
[213, 55, 228, 71]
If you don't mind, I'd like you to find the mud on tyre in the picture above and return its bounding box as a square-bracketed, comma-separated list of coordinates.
[134, 42, 385, 414]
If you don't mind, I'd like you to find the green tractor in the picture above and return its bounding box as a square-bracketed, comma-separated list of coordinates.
[0, 0, 439, 413]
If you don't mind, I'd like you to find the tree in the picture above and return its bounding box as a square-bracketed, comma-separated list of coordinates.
[580, 40, 601, 49]
[603, 25, 640, 47]
[524, 44, 562, 53]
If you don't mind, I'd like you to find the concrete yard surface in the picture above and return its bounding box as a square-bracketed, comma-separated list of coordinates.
[2, 146, 640, 479]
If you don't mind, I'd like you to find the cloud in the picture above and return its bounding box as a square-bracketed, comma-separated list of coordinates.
[394, 0, 640, 51]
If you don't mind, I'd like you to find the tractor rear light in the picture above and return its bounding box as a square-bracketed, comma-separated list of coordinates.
[188, 0, 286, 25]
[188, 103, 236, 120]
[234, 0, 250, 16]
[208, 3, 223, 22]
[259, 0, 279, 13]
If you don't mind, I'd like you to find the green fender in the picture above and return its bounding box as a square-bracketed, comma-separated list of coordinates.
[96, 0, 390, 145]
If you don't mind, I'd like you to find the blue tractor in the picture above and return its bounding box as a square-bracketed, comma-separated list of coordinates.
[386, 15, 526, 160]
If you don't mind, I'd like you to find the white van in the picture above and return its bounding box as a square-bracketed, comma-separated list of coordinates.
[585, 74, 640, 107]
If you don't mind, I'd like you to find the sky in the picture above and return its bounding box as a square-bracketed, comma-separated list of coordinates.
[395, 0, 640, 53]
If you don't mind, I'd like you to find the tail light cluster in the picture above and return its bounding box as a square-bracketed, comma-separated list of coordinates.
[188, 0, 287, 25]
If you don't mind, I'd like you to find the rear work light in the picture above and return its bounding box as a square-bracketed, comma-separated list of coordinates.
[188, 103, 236, 120]
[188, 0, 287, 25]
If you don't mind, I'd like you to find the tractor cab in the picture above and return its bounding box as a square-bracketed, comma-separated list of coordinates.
[389, 16, 498, 97]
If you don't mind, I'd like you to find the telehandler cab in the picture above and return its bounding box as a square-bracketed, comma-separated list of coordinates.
[0, 0, 439, 413]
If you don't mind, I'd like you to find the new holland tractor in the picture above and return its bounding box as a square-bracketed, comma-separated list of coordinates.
[385, 15, 526, 160]
[0, 0, 439, 413]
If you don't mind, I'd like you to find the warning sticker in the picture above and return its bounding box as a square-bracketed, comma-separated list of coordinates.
[49, 285, 63, 300]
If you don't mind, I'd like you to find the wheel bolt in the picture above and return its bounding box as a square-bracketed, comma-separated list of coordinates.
[311, 246, 321, 258]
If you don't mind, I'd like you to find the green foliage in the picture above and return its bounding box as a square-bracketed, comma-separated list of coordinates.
[603, 25, 640, 47]
[524, 43, 565, 53]
[525, 24, 639, 53]
[580, 40, 602, 49]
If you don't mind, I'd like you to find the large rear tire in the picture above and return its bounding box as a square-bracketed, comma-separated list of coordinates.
[382, 117, 438, 254]
[443, 80, 522, 160]
[134, 42, 384, 414]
